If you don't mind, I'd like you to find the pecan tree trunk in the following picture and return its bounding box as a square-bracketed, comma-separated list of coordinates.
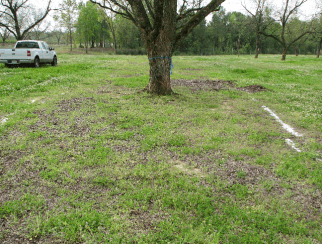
[141, 0, 176, 95]
[147, 57, 173, 95]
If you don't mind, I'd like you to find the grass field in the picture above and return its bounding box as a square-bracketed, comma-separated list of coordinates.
[0, 51, 322, 243]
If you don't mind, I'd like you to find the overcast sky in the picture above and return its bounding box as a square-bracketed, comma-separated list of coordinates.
[34, 0, 317, 26]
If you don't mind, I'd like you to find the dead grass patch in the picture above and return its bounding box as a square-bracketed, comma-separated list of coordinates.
[55, 97, 96, 113]
[128, 210, 168, 233]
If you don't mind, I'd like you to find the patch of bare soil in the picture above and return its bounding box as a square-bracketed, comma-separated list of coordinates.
[171, 79, 266, 93]
[0, 218, 59, 244]
[236, 85, 267, 93]
[128, 209, 169, 235]
[55, 97, 96, 113]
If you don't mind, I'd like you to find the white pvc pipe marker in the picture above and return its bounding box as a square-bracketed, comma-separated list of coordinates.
[262, 106, 302, 137]
[285, 139, 301, 152]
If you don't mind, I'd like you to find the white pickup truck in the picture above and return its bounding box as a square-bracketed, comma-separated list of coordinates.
[0, 40, 57, 68]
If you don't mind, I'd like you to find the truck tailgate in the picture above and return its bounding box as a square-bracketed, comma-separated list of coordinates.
[0, 49, 32, 64]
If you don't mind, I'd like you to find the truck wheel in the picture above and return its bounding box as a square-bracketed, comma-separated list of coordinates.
[34, 57, 40, 68]
[5, 63, 12, 68]
[51, 56, 57, 66]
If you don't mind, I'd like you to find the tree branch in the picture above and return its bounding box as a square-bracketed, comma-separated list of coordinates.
[90, 0, 137, 24]
[259, 31, 283, 45]
[21, 0, 52, 38]
[287, 31, 308, 48]
[174, 0, 224, 46]
[144, 0, 154, 20]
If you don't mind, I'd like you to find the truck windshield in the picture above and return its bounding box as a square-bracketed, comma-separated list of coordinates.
[15, 42, 39, 49]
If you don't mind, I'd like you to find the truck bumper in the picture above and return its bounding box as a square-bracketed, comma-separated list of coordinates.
[0, 59, 34, 64]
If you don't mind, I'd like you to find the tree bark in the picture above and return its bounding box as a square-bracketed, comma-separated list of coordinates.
[255, 48, 259, 58]
[70, 30, 73, 51]
[295, 48, 299, 56]
[255, 33, 260, 58]
[317, 38, 322, 58]
[281, 46, 287, 60]
[146, 56, 173, 95]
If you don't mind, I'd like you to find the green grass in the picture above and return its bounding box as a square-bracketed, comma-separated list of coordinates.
[0, 51, 322, 243]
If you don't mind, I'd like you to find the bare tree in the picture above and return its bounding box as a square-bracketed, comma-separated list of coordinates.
[0, 26, 10, 42]
[242, 0, 271, 58]
[0, 0, 51, 40]
[55, 0, 79, 52]
[52, 29, 64, 45]
[90, 0, 226, 95]
[25, 20, 51, 40]
[260, 0, 310, 60]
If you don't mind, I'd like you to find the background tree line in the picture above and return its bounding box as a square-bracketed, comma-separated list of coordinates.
[1, 0, 321, 58]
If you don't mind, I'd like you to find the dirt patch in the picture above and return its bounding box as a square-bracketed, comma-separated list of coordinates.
[171, 79, 266, 93]
[128, 209, 169, 235]
[214, 161, 278, 186]
[55, 97, 96, 113]
[236, 85, 267, 93]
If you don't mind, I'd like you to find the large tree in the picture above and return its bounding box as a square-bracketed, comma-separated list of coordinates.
[0, 0, 51, 40]
[91, 0, 226, 95]
[260, 0, 310, 60]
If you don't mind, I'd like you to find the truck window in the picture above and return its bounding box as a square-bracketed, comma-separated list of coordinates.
[16, 42, 39, 49]
[43, 42, 50, 50]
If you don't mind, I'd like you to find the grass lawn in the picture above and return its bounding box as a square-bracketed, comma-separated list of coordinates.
[0, 51, 322, 243]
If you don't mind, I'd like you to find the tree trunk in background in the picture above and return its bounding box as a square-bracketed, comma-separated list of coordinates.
[281, 46, 287, 60]
[317, 38, 322, 58]
[255, 33, 260, 58]
[100, 33, 103, 47]
[70, 30, 73, 52]
[255, 48, 259, 58]
[237, 35, 240, 57]
[1, 28, 10, 43]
